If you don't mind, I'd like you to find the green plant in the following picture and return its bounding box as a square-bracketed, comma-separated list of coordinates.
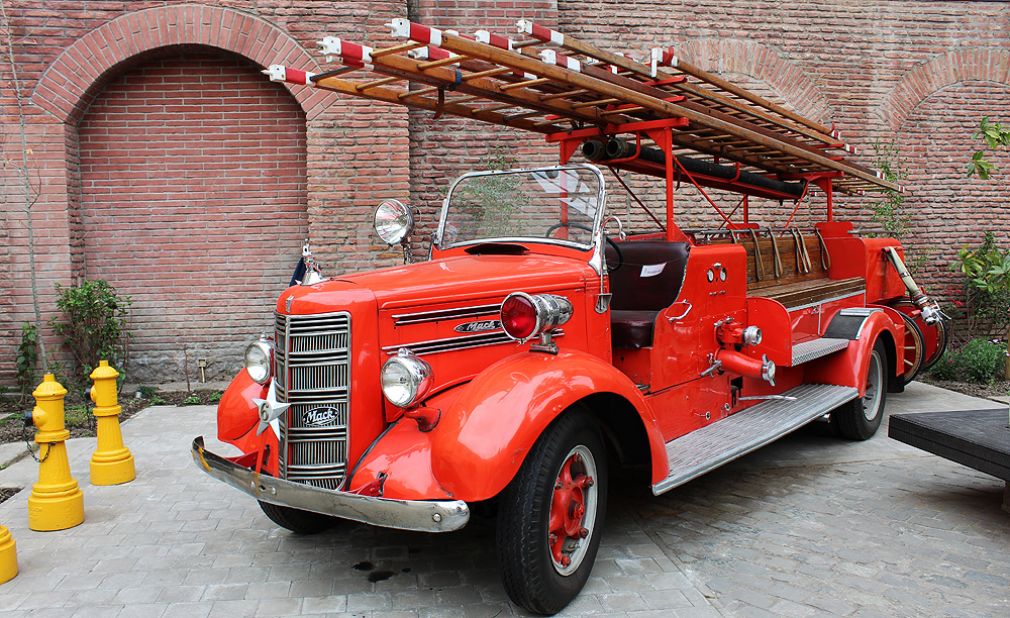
[15, 322, 38, 400]
[929, 338, 1006, 384]
[137, 385, 158, 399]
[868, 139, 911, 239]
[208, 391, 223, 404]
[967, 117, 1010, 180]
[50, 280, 131, 389]
[953, 232, 1010, 337]
[181, 393, 201, 406]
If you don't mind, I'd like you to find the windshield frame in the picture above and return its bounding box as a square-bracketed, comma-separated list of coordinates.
[434, 163, 607, 254]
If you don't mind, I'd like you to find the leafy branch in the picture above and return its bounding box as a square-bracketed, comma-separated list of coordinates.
[967, 116, 1010, 180]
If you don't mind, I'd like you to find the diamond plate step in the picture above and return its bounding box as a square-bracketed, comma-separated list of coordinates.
[652, 384, 860, 495]
[791, 337, 850, 366]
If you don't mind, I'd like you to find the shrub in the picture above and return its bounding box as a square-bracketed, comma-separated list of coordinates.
[15, 322, 38, 400]
[50, 280, 132, 390]
[952, 232, 1010, 338]
[929, 338, 1006, 384]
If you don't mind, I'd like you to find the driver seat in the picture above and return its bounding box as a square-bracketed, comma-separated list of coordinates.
[606, 241, 691, 349]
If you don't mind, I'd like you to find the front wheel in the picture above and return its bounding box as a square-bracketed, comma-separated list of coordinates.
[833, 340, 888, 440]
[258, 501, 337, 534]
[496, 412, 608, 615]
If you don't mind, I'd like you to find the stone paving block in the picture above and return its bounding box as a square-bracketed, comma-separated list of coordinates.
[301, 594, 348, 614]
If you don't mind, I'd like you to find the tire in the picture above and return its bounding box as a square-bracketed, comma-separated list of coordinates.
[496, 412, 608, 615]
[833, 340, 888, 441]
[258, 501, 336, 534]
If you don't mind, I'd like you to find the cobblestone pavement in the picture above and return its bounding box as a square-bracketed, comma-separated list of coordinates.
[0, 382, 1006, 617]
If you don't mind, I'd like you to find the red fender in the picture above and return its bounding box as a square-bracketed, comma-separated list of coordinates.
[354, 349, 665, 502]
[806, 311, 902, 395]
[218, 370, 266, 442]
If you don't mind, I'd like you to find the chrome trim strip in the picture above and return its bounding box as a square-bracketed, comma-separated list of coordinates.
[786, 290, 865, 313]
[393, 303, 502, 326]
[192, 437, 469, 533]
[384, 328, 566, 356]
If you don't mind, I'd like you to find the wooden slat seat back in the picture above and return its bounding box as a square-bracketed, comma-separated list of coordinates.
[697, 229, 866, 310]
[700, 229, 830, 289]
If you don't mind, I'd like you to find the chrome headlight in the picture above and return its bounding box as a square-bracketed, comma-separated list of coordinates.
[380, 349, 432, 408]
[374, 199, 415, 245]
[244, 337, 273, 384]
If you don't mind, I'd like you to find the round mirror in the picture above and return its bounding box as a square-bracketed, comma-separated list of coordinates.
[374, 199, 414, 246]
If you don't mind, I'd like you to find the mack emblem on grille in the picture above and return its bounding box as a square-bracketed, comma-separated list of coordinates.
[454, 319, 502, 334]
[301, 406, 339, 428]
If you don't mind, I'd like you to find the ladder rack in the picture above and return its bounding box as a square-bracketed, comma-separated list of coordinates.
[265, 18, 897, 200]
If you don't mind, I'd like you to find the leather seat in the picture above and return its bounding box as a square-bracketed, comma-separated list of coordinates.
[606, 241, 690, 349]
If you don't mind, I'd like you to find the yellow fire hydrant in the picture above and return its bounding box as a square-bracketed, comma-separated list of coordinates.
[0, 524, 16, 583]
[89, 361, 135, 485]
[27, 374, 85, 531]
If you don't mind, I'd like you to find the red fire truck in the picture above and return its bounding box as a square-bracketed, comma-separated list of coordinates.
[192, 19, 948, 614]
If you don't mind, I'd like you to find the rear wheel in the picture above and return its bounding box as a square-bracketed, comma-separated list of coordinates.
[258, 501, 337, 534]
[896, 312, 925, 386]
[833, 340, 888, 440]
[496, 412, 608, 615]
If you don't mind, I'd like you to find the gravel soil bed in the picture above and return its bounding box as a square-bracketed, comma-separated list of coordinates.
[919, 376, 1010, 403]
[0, 389, 222, 445]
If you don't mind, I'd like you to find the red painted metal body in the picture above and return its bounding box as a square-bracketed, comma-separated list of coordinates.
[213, 110, 936, 512]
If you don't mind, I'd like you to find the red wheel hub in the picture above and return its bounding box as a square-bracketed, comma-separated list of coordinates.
[548, 451, 594, 568]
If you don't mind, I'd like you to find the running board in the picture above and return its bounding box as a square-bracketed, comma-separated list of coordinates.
[652, 384, 860, 495]
[790, 337, 850, 366]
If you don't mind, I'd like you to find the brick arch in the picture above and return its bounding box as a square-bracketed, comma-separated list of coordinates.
[31, 3, 336, 124]
[677, 38, 833, 123]
[885, 48, 1010, 131]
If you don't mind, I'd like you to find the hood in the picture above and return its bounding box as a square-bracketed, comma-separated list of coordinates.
[333, 253, 593, 309]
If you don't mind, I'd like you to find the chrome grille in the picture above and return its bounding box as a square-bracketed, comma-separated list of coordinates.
[275, 311, 350, 490]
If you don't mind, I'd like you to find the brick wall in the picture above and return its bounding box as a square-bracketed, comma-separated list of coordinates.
[1, 1, 1008, 385]
[77, 50, 308, 382]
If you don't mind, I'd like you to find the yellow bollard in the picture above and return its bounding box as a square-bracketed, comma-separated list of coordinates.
[0, 525, 16, 583]
[88, 361, 135, 485]
[27, 374, 84, 531]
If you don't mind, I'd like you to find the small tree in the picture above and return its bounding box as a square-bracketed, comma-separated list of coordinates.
[50, 280, 132, 391]
[869, 139, 911, 239]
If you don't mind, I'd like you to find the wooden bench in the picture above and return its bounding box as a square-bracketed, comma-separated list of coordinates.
[889, 409, 1010, 513]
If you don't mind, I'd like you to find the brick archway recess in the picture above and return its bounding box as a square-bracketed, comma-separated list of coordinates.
[31, 3, 336, 124]
[884, 48, 1010, 131]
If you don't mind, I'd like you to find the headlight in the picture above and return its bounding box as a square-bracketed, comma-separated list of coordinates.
[380, 349, 432, 408]
[374, 199, 415, 245]
[244, 338, 273, 384]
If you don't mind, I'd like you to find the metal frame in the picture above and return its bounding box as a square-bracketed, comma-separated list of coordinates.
[434, 163, 608, 257]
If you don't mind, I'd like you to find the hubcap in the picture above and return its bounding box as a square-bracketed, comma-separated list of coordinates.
[862, 351, 884, 422]
[548, 445, 598, 576]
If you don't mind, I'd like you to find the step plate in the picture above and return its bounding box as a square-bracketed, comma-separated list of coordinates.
[791, 337, 850, 366]
[652, 384, 859, 495]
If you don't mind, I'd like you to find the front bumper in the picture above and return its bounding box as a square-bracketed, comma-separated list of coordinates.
[191, 437, 469, 533]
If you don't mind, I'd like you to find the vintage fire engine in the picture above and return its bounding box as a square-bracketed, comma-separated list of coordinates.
[192, 19, 948, 614]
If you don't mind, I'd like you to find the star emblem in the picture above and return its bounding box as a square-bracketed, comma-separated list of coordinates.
[252, 380, 290, 437]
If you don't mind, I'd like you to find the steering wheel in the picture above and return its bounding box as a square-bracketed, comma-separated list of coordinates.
[544, 222, 623, 272]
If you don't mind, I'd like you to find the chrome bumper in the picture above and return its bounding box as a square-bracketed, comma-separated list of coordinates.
[191, 437, 469, 533]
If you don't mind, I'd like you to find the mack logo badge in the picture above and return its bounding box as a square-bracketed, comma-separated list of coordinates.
[454, 319, 502, 334]
[301, 406, 339, 427]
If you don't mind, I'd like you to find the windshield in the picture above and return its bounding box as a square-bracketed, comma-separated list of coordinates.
[439, 165, 604, 250]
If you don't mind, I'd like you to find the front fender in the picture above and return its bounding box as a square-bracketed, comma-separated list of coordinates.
[806, 311, 902, 395]
[418, 349, 664, 501]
